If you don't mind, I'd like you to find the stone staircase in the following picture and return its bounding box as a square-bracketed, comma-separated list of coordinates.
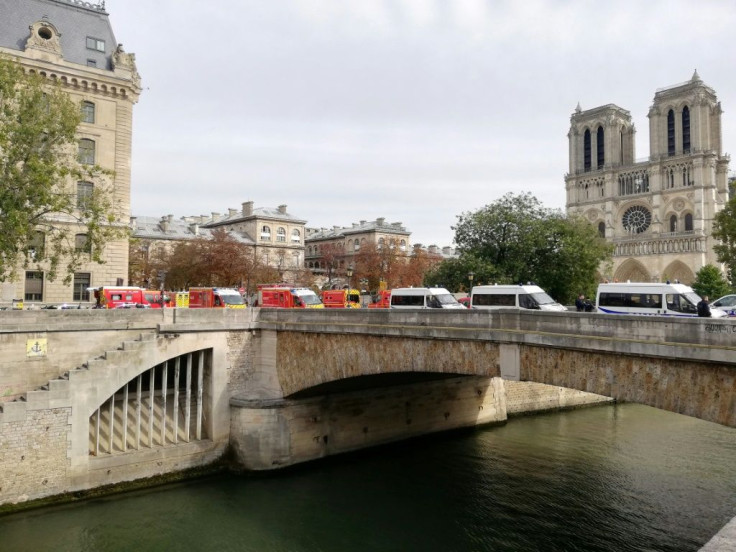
[0, 332, 162, 424]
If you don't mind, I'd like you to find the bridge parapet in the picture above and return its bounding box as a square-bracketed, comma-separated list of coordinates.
[253, 309, 736, 366]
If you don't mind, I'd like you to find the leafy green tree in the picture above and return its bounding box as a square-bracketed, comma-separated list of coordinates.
[691, 264, 732, 300]
[423, 255, 499, 292]
[0, 56, 124, 284]
[712, 187, 736, 285]
[451, 192, 612, 303]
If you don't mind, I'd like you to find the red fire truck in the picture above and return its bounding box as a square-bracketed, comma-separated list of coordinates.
[90, 286, 148, 309]
[188, 288, 246, 309]
[367, 290, 391, 309]
[321, 288, 361, 308]
[258, 286, 324, 308]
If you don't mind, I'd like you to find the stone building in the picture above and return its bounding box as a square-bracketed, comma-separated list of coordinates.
[0, 0, 141, 303]
[129, 215, 255, 287]
[565, 72, 730, 283]
[199, 202, 306, 274]
[130, 202, 307, 284]
[304, 218, 411, 273]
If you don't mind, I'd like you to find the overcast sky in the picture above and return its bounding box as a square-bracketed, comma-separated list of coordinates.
[109, 0, 736, 247]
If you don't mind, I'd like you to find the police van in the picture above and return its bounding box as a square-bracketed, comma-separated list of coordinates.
[595, 282, 727, 318]
[469, 284, 567, 311]
[389, 287, 466, 309]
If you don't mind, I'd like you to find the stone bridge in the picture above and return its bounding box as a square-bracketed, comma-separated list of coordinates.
[0, 308, 734, 510]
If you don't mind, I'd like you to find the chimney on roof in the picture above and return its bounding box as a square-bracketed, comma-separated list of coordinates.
[211, 212, 220, 222]
[278, 204, 287, 214]
[360, 220, 366, 225]
[429, 245, 438, 254]
[189, 223, 199, 236]
[333, 226, 340, 231]
[391, 222, 402, 228]
[167, 214, 173, 223]
[376, 217, 385, 226]
[228, 208, 237, 217]
[242, 201, 253, 216]
[352, 223, 358, 228]
[442, 246, 452, 255]
[130, 216, 137, 230]
[160, 216, 169, 233]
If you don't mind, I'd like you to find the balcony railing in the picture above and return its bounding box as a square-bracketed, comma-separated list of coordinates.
[613, 233, 704, 257]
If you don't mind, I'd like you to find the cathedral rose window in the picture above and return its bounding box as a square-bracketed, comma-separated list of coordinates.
[622, 205, 651, 234]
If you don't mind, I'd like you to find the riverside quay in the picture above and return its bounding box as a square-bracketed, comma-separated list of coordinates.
[1, 308, 735, 546]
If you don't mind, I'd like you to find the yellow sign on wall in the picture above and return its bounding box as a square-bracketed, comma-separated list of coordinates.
[27, 338, 47, 357]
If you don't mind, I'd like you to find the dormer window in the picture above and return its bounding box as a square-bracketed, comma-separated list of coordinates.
[86, 37, 105, 52]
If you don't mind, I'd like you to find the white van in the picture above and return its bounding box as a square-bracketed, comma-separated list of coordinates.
[595, 282, 727, 318]
[389, 287, 466, 309]
[470, 284, 567, 311]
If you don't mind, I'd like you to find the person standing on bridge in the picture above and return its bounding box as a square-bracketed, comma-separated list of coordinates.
[697, 295, 711, 317]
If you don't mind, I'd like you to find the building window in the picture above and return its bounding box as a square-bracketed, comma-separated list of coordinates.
[260, 225, 271, 241]
[622, 205, 652, 235]
[276, 227, 286, 242]
[667, 109, 675, 156]
[73, 273, 91, 301]
[583, 129, 591, 171]
[75, 233, 91, 253]
[596, 126, 604, 169]
[618, 172, 649, 196]
[378, 237, 385, 249]
[25, 271, 44, 301]
[86, 37, 105, 52]
[27, 231, 45, 260]
[684, 213, 693, 232]
[292, 252, 300, 267]
[682, 106, 690, 153]
[81, 101, 95, 124]
[291, 229, 301, 243]
[77, 181, 94, 209]
[400, 240, 407, 251]
[353, 239, 360, 252]
[598, 222, 605, 238]
[78, 139, 95, 165]
[669, 215, 677, 233]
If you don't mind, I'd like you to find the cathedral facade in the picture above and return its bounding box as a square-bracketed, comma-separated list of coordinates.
[565, 72, 730, 284]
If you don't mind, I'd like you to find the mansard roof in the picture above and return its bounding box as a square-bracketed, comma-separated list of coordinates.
[202, 206, 306, 227]
[305, 218, 410, 242]
[0, 0, 117, 70]
[131, 216, 256, 245]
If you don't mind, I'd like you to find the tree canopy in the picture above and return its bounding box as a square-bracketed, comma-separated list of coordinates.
[0, 56, 124, 284]
[712, 184, 736, 285]
[691, 264, 732, 300]
[429, 192, 612, 303]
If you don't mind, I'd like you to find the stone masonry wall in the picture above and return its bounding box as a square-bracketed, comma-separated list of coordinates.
[226, 330, 254, 397]
[521, 346, 736, 427]
[505, 381, 613, 415]
[0, 408, 70, 504]
[275, 332, 501, 397]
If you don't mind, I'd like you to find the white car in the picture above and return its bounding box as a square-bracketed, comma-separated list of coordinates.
[710, 294, 736, 317]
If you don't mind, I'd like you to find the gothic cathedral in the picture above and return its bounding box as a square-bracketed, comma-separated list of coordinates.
[565, 71, 730, 284]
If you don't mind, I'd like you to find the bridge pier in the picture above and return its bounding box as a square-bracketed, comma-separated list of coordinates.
[230, 375, 506, 470]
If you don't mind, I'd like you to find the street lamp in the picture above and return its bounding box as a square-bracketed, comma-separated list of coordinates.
[468, 271, 475, 292]
[346, 264, 354, 290]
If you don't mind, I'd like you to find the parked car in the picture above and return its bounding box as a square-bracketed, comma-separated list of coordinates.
[710, 294, 736, 316]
